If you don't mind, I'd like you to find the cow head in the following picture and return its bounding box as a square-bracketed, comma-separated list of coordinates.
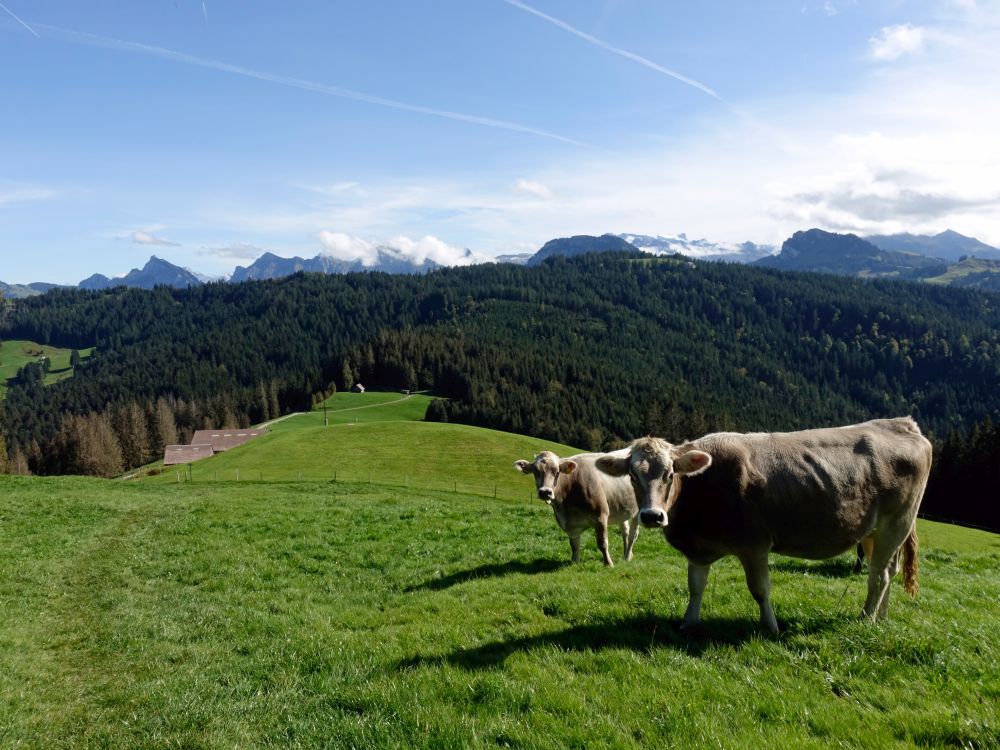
[514, 451, 577, 504]
[596, 438, 711, 527]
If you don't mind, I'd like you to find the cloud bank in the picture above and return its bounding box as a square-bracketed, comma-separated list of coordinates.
[132, 230, 180, 247]
[318, 231, 481, 267]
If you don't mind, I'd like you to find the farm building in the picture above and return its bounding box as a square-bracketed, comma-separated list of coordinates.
[189, 429, 268, 452]
[163, 444, 214, 465]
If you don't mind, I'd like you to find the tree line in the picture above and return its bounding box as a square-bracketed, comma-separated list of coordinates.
[1, 253, 998, 527]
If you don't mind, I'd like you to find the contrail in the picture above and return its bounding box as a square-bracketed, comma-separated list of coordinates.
[0, 1, 39, 37]
[28, 23, 587, 146]
[503, 0, 719, 100]
[201, 2, 208, 26]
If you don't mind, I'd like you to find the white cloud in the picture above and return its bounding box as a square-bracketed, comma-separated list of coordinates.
[514, 179, 554, 200]
[870, 24, 927, 61]
[317, 232, 378, 265]
[317, 231, 482, 267]
[0, 185, 56, 206]
[132, 230, 180, 247]
[202, 242, 267, 260]
[386, 235, 482, 266]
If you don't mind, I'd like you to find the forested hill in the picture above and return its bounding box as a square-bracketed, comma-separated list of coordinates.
[2, 253, 1000, 525]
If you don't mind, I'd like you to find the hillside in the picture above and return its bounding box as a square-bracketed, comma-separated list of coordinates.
[755, 229, 947, 279]
[2, 474, 997, 748]
[867, 229, 1000, 262]
[5, 256, 1000, 528]
[924, 257, 1000, 291]
[526, 234, 638, 265]
[0, 339, 94, 397]
[151, 420, 580, 496]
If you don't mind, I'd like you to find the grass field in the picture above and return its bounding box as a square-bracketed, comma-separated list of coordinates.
[264, 392, 436, 431]
[149, 420, 580, 501]
[0, 339, 94, 396]
[1, 475, 998, 749]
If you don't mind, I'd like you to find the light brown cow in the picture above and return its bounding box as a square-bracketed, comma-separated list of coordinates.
[596, 418, 931, 633]
[515, 450, 640, 566]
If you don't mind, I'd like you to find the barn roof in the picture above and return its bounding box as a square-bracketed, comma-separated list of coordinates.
[190, 428, 267, 452]
[164, 444, 214, 465]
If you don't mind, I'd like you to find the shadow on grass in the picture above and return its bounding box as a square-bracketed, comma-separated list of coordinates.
[406, 557, 567, 592]
[770, 557, 859, 578]
[398, 613, 845, 671]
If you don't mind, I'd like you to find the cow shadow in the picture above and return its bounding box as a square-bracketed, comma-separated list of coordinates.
[770, 557, 858, 578]
[397, 613, 841, 671]
[406, 557, 567, 592]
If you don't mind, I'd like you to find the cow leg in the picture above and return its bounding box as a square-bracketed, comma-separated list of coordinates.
[623, 517, 639, 562]
[740, 551, 778, 634]
[681, 562, 712, 631]
[860, 525, 908, 621]
[595, 517, 614, 567]
[569, 534, 581, 563]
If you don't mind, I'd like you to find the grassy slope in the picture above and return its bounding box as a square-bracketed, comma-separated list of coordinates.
[265, 392, 437, 431]
[0, 339, 94, 395]
[924, 258, 1000, 285]
[150, 420, 581, 500]
[1, 475, 997, 749]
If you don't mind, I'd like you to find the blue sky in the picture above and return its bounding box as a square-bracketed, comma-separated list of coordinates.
[2, 0, 999, 283]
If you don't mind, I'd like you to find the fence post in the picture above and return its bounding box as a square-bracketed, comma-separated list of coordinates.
[236, 469, 240, 482]
[334, 470, 337, 482]
[176, 471, 181, 483]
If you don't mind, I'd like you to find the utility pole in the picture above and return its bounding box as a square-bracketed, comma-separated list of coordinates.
[324, 400, 328, 426]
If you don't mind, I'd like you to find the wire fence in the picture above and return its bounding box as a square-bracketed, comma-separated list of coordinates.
[133, 465, 541, 504]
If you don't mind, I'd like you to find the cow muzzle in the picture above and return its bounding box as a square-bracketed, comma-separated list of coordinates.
[639, 508, 667, 528]
[538, 487, 555, 502]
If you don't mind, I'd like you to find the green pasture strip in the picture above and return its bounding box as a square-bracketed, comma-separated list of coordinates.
[265, 392, 435, 432]
[145, 421, 580, 500]
[1, 475, 997, 749]
[0, 339, 94, 395]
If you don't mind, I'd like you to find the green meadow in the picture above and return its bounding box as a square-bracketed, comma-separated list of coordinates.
[152, 391, 576, 500]
[0, 339, 94, 396]
[264, 392, 437, 431]
[1, 473, 998, 749]
[150, 420, 579, 501]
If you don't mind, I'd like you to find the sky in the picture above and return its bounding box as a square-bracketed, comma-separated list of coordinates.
[2, 0, 999, 283]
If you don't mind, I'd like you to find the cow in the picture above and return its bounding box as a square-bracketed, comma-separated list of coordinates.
[595, 418, 931, 633]
[514, 450, 640, 566]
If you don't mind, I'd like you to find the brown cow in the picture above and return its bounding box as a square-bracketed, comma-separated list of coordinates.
[596, 418, 931, 633]
[515, 450, 639, 566]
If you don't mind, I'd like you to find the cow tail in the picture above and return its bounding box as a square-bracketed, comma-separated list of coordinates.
[902, 525, 919, 597]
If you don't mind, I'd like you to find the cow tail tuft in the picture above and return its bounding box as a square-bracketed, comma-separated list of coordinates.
[902, 525, 919, 597]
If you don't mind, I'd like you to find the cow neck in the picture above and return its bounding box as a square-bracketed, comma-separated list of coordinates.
[665, 475, 684, 514]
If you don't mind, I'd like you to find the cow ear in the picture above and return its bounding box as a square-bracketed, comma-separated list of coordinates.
[559, 460, 577, 475]
[673, 449, 712, 476]
[595, 454, 630, 477]
[514, 460, 531, 473]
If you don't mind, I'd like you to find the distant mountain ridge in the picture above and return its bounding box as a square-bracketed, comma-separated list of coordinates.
[755, 229, 948, 280]
[4, 228, 1000, 296]
[866, 230, 1000, 262]
[78, 256, 203, 291]
[526, 234, 638, 266]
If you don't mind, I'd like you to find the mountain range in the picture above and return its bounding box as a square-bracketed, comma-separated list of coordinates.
[4, 229, 1000, 296]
